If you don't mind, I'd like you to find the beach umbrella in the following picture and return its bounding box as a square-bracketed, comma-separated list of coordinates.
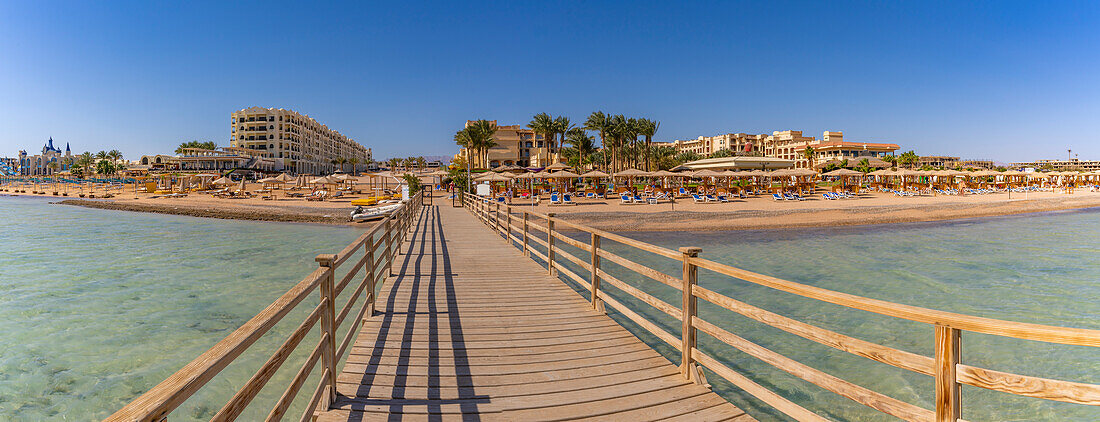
[823, 168, 862, 176]
[476, 172, 513, 182]
[547, 170, 581, 179]
[580, 170, 610, 178]
[212, 176, 233, 186]
[275, 173, 295, 182]
[613, 168, 650, 177]
[690, 169, 724, 178]
[544, 162, 570, 171]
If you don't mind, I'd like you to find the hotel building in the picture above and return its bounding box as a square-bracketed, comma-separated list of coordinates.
[1011, 158, 1100, 172]
[654, 133, 766, 156]
[18, 137, 74, 176]
[661, 130, 899, 169]
[230, 107, 371, 174]
[454, 120, 555, 168]
[917, 156, 995, 169]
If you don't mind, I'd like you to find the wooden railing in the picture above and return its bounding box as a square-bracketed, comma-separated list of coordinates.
[462, 194, 1100, 422]
[107, 191, 425, 422]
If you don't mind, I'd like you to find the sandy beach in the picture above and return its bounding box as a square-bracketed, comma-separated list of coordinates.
[3, 184, 1098, 230]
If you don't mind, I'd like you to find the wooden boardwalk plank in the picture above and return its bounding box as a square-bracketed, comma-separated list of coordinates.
[315, 204, 750, 421]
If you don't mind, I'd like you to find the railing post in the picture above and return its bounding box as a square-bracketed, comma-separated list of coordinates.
[590, 233, 602, 312]
[314, 254, 338, 409]
[385, 219, 394, 276]
[505, 205, 512, 240]
[935, 325, 961, 422]
[546, 213, 556, 275]
[522, 211, 529, 256]
[365, 237, 376, 317]
[679, 246, 703, 384]
[495, 200, 503, 234]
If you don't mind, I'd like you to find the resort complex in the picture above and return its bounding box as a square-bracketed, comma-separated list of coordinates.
[657, 130, 900, 169]
[230, 107, 372, 174]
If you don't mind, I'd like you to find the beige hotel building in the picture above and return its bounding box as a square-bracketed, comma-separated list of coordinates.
[659, 130, 899, 169]
[230, 107, 371, 174]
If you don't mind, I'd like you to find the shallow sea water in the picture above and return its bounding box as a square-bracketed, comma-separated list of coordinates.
[0, 196, 365, 420]
[547, 207, 1100, 421]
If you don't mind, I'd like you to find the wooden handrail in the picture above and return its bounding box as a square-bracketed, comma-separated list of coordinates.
[459, 194, 1100, 422]
[109, 191, 425, 421]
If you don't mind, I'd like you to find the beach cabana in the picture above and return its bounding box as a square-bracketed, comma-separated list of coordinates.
[613, 169, 651, 193]
[822, 168, 863, 192]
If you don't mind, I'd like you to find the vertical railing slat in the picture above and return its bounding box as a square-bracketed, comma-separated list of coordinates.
[935, 325, 961, 421]
[314, 254, 338, 411]
[679, 247, 702, 383]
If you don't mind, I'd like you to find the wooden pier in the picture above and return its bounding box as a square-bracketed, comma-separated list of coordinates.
[314, 203, 749, 421]
[108, 190, 1100, 422]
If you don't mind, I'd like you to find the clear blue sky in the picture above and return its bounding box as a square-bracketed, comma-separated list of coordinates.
[2, 1, 1098, 163]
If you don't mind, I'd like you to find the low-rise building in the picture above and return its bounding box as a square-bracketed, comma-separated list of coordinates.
[662, 130, 899, 169]
[797, 139, 900, 168]
[230, 107, 371, 174]
[454, 120, 554, 168]
[177, 147, 282, 172]
[138, 155, 181, 171]
[916, 156, 995, 169]
[1011, 158, 1100, 171]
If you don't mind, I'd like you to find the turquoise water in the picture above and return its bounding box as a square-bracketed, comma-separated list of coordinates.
[547, 208, 1100, 421]
[0, 196, 367, 420]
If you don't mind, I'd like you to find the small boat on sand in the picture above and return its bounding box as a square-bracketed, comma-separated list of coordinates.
[350, 203, 402, 222]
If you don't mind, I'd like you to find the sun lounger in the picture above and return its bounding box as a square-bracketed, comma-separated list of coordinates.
[632, 194, 645, 203]
[550, 193, 562, 204]
[692, 194, 707, 203]
[620, 194, 633, 204]
[563, 193, 576, 205]
[772, 193, 783, 201]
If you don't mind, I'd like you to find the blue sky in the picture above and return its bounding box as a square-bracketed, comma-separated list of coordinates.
[1, 1, 1098, 163]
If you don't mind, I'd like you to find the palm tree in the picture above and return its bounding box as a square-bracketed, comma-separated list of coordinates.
[883, 155, 898, 169]
[854, 158, 873, 174]
[348, 157, 360, 175]
[77, 152, 94, 178]
[415, 156, 427, 171]
[108, 149, 123, 163]
[801, 146, 815, 169]
[330, 158, 338, 173]
[898, 151, 919, 169]
[564, 128, 597, 171]
[637, 119, 659, 171]
[654, 146, 678, 170]
[527, 113, 555, 167]
[454, 120, 498, 189]
[584, 111, 612, 171]
[552, 116, 572, 164]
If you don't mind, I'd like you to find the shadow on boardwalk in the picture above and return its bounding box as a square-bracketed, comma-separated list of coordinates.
[315, 205, 751, 421]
